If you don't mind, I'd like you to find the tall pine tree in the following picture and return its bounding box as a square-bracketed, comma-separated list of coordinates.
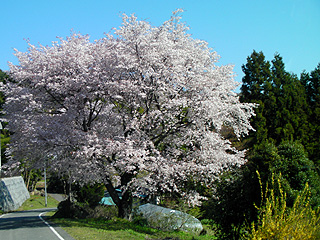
[301, 64, 320, 166]
[240, 50, 271, 146]
[269, 54, 309, 144]
[240, 51, 310, 151]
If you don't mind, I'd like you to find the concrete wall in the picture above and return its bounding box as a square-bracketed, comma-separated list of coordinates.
[0, 176, 30, 212]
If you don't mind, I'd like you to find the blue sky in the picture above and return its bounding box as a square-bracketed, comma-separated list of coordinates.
[1, 0, 319, 84]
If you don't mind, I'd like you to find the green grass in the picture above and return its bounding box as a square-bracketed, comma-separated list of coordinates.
[0, 195, 59, 214]
[0, 194, 59, 216]
[17, 194, 60, 211]
[50, 217, 218, 240]
[4, 195, 218, 239]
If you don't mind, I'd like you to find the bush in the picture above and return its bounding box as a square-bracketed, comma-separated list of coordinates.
[88, 205, 118, 219]
[53, 199, 118, 219]
[53, 199, 90, 219]
[249, 141, 320, 207]
[47, 173, 67, 194]
[199, 141, 320, 239]
[245, 173, 320, 240]
[48, 175, 105, 208]
[201, 165, 260, 239]
[132, 214, 149, 227]
[272, 141, 320, 207]
[73, 183, 105, 208]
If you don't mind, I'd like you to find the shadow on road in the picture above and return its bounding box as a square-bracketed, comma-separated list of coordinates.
[0, 209, 56, 231]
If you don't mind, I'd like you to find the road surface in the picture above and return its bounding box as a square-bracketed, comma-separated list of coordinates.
[0, 208, 74, 240]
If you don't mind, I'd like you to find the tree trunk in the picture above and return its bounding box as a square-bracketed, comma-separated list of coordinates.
[118, 188, 133, 219]
[105, 172, 134, 219]
[68, 180, 72, 202]
[26, 170, 31, 191]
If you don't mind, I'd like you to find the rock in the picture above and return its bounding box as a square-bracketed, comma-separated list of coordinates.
[137, 203, 203, 234]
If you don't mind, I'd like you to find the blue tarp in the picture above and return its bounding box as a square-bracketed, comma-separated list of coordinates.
[100, 189, 121, 205]
[100, 196, 117, 205]
[100, 188, 148, 206]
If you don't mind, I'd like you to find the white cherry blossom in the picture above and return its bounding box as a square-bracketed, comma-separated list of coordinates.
[1, 10, 255, 218]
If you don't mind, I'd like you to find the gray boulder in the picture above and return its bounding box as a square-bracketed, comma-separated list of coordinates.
[137, 203, 203, 234]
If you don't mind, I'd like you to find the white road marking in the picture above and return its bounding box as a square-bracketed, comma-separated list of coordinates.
[39, 212, 65, 240]
[0, 213, 10, 218]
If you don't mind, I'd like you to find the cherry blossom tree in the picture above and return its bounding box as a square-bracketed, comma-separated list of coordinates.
[2, 10, 255, 218]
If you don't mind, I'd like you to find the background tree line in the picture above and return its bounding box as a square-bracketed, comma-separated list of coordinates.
[204, 50, 320, 239]
[240, 50, 320, 165]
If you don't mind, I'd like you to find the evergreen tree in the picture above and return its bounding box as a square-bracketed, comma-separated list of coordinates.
[217, 52, 320, 238]
[269, 54, 310, 145]
[301, 64, 320, 166]
[241, 50, 271, 102]
[240, 51, 310, 150]
[240, 50, 271, 146]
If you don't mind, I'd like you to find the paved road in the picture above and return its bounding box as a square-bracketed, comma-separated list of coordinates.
[0, 208, 74, 240]
[49, 194, 67, 203]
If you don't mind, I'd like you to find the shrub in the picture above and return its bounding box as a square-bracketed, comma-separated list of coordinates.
[53, 199, 90, 219]
[47, 173, 68, 194]
[200, 141, 320, 239]
[273, 141, 320, 207]
[245, 173, 320, 240]
[250, 141, 320, 207]
[201, 165, 260, 239]
[88, 205, 118, 219]
[73, 183, 105, 208]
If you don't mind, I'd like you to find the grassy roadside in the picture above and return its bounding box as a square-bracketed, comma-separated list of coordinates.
[50, 217, 217, 240]
[6, 195, 217, 239]
[17, 194, 60, 211]
[0, 194, 59, 216]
